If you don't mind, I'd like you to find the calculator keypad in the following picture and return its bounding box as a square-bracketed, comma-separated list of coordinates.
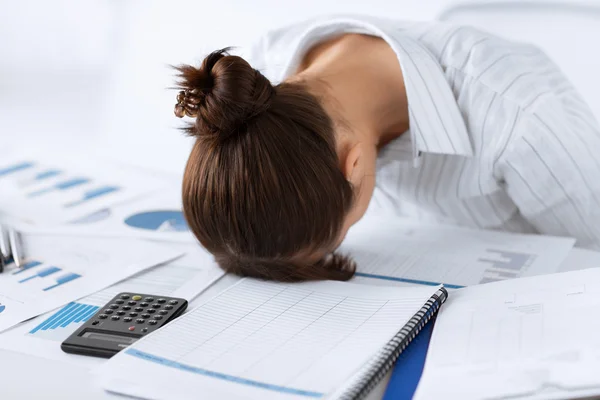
[85, 293, 187, 337]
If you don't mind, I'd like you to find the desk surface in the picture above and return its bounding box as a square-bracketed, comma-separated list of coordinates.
[1, 248, 598, 400]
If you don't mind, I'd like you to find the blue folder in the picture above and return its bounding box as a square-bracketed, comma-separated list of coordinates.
[382, 317, 436, 400]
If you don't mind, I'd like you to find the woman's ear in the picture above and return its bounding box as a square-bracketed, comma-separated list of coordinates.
[343, 143, 364, 186]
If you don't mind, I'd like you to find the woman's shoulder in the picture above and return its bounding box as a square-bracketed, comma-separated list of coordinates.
[247, 15, 425, 83]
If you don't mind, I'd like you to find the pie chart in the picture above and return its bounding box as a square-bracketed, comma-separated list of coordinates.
[124, 210, 188, 232]
[0, 304, 5, 314]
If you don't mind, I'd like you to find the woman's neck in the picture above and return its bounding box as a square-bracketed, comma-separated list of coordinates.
[290, 34, 410, 147]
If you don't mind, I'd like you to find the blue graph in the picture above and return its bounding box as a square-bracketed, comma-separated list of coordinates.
[43, 273, 82, 291]
[124, 210, 188, 232]
[12, 260, 43, 275]
[29, 177, 90, 198]
[34, 169, 61, 181]
[0, 304, 5, 314]
[18, 266, 61, 283]
[479, 249, 535, 284]
[0, 161, 34, 177]
[65, 185, 120, 208]
[71, 208, 112, 224]
[29, 302, 99, 335]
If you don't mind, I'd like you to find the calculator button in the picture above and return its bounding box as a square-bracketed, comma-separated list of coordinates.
[120, 294, 130, 299]
[148, 320, 158, 325]
[144, 297, 154, 302]
[132, 295, 142, 301]
[157, 298, 166, 304]
[98, 314, 108, 319]
[129, 312, 138, 317]
[141, 313, 151, 319]
[151, 304, 161, 309]
[128, 301, 137, 306]
[158, 310, 168, 315]
[140, 302, 149, 307]
[111, 316, 120, 321]
[124, 317, 133, 322]
[163, 305, 173, 310]
[92, 320, 100, 325]
[128, 326, 136, 331]
[142, 327, 149, 333]
[122, 306, 131, 311]
[104, 309, 114, 315]
[115, 299, 125, 305]
[146, 309, 156, 314]
[153, 315, 163, 320]
[109, 304, 119, 309]
[168, 300, 179, 305]
[116, 311, 126, 316]
[134, 307, 144, 312]
[136, 319, 146, 324]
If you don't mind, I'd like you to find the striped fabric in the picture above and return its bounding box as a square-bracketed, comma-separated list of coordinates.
[247, 15, 600, 249]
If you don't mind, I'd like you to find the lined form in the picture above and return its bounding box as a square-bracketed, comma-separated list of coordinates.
[99, 279, 441, 399]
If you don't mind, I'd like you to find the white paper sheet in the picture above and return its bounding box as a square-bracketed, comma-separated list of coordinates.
[95, 279, 441, 400]
[0, 150, 169, 224]
[340, 217, 575, 289]
[0, 247, 224, 366]
[42, 190, 197, 243]
[415, 268, 600, 400]
[0, 230, 182, 332]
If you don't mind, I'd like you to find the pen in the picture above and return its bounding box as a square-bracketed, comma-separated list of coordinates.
[8, 228, 24, 268]
[0, 225, 11, 271]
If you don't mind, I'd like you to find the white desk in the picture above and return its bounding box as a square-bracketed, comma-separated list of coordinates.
[1, 249, 599, 400]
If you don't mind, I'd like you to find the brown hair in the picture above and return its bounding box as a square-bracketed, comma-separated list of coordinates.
[174, 48, 356, 282]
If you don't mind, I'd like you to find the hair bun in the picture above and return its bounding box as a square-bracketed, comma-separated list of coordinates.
[174, 48, 275, 140]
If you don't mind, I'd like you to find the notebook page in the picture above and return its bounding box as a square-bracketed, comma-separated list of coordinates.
[97, 279, 441, 400]
[415, 268, 600, 400]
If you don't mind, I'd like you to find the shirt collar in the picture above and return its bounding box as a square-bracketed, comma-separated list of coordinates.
[278, 16, 474, 163]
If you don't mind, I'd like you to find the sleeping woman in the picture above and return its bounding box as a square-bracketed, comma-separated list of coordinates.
[173, 15, 600, 281]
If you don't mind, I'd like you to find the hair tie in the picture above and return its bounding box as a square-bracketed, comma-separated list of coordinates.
[174, 90, 201, 118]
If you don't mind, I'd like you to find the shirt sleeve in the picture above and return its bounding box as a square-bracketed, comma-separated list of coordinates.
[498, 96, 600, 250]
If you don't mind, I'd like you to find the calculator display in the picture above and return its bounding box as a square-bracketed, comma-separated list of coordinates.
[80, 330, 140, 345]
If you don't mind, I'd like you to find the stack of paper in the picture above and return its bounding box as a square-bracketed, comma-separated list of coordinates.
[0, 247, 223, 365]
[415, 268, 600, 400]
[0, 229, 182, 332]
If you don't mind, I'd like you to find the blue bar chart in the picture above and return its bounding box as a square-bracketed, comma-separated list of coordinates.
[479, 249, 535, 284]
[9, 260, 82, 292]
[28, 302, 100, 341]
[12, 260, 43, 275]
[18, 266, 61, 283]
[29, 177, 91, 198]
[0, 161, 34, 176]
[43, 273, 82, 291]
[65, 185, 120, 208]
[34, 169, 62, 181]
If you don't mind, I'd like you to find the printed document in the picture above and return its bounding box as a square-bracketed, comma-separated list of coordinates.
[415, 268, 600, 400]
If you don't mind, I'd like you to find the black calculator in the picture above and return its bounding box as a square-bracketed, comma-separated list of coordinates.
[61, 293, 188, 358]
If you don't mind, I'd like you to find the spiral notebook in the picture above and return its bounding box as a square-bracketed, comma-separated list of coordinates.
[97, 278, 447, 400]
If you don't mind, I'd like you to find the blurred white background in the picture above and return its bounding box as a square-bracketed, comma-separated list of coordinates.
[2, 0, 600, 179]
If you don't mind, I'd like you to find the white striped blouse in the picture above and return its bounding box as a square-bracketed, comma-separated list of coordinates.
[245, 15, 600, 250]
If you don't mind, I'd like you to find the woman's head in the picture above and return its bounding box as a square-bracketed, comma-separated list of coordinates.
[174, 48, 375, 282]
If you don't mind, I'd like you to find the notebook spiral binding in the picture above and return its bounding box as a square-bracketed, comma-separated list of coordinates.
[333, 287, 448, 400]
